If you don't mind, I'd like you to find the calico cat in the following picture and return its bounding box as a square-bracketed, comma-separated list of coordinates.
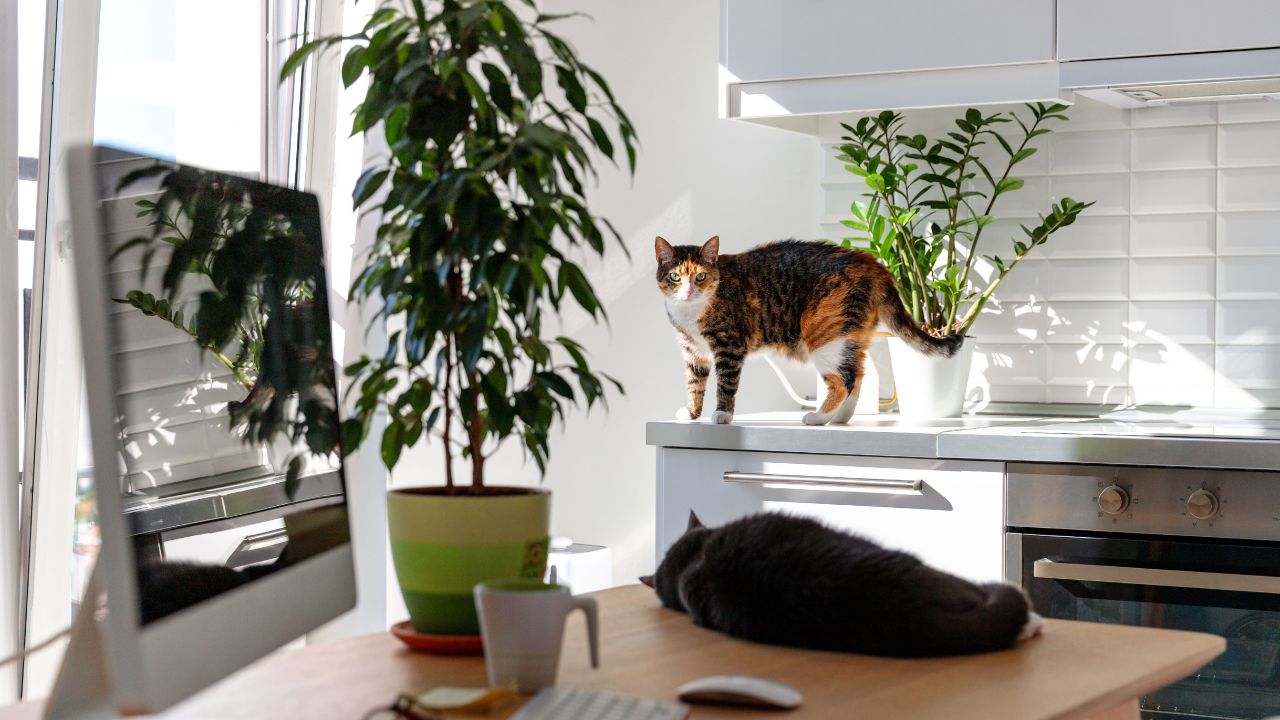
[655, 236, 962, 425]
[640, 512, 1043, 658]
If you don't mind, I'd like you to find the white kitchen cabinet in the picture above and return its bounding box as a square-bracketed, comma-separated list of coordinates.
[1057, 0, 1280, 61]
[656, 448, 1005, 584]
[722, 0, 1054, 83]
[719, 0, 1063, 122]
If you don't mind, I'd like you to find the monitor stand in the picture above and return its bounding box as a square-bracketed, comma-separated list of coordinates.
[43, 569, 114, 720]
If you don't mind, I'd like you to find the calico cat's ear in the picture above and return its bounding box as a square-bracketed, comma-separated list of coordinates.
[655, 236, 675, 264]
[687, 510, 705, 531]
[639, 575, 655, 588]
[699, 236, 720, 265]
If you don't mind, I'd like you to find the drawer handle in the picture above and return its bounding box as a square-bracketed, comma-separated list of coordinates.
[723, 471, 923, 495]
[1033, 559, 1280, 595]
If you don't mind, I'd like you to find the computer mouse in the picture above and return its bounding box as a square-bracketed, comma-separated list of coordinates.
[676, 674, 803, 710]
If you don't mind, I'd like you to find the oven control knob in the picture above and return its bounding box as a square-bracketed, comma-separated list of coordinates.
[1097, 485, 1130, 515]
[1186, 489, 1219, 520]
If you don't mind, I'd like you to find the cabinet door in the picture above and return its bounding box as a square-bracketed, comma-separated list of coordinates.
[722, 0, 1054, 83]
[1058, 0, 1280, 61]
[656, 449, 1005, 583]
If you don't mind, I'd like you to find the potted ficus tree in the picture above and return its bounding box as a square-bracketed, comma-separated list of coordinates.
[284, 0, 635, 638]
[838, 104, 1093, 417]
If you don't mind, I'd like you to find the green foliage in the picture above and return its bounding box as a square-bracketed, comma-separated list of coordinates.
[284, 0, 636, 489]
[837, 103, 1094, 335]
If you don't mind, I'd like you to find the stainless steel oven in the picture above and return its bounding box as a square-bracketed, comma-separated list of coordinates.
[1007, 463, 1280, 720]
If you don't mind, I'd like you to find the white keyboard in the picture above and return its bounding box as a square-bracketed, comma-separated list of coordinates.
[512, 686, 689, 720]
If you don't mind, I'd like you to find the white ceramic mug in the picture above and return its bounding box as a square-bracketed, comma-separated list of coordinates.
[473, 579, 599, 692]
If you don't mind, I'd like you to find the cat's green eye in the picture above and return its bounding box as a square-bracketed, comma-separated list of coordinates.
[695, 272, 707, 281]
[668, 272, 680, 282]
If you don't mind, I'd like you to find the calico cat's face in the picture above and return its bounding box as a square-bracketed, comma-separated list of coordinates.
[655, 236, 720, 304]
[641, 511, 708, 611]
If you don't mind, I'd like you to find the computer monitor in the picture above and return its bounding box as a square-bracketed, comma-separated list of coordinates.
[53, 145, 356, 715]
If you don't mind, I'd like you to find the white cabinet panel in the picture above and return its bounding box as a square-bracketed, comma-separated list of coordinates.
[1058, 0, 1280, 61]
[656, 449, 1004, 583]
[722, 0, 1054, 83]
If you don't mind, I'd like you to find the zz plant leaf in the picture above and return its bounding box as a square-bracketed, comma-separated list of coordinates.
[285, 0, 636, 490]
[836, 102, 1095, 336]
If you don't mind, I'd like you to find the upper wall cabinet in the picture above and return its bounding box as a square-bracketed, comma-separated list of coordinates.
[720, 0, 1064, 129]
[1057, 0, 1280, 61]
[1056, 0, 1280, 107]
[723, 0, 1054, 82]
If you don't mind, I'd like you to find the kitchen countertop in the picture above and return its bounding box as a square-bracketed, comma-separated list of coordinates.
[646, 412, 1033, 459]
[646, 408, 1280, 471]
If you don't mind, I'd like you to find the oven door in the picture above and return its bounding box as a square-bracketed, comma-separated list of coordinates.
[1015, 532, 1280, 720]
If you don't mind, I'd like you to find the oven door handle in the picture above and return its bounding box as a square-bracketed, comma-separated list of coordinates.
[1033, 559, 1280, 595]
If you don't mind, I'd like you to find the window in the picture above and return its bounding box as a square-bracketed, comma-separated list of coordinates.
[17, 0, 326, 698]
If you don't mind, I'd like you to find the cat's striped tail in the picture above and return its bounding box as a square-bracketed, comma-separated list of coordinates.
[878, 283, 964, 358]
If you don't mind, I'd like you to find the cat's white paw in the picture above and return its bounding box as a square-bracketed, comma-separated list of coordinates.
[675, 407, 694, 421]
[711, 410, 734, 424]
[1018, 611, 1045, 641]
[802, 411, 833, 426]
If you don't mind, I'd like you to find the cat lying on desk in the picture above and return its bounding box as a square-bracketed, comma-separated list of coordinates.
[641, 511, 1043, 657]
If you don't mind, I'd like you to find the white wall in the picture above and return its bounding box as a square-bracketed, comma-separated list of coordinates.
[390, 0, 821, 591]
[818, 97, 1280, 410]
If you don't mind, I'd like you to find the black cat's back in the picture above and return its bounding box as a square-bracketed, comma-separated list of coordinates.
[654, 512, 1035, 658]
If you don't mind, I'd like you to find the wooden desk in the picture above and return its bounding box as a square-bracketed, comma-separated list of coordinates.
[5, 585, 1223, 719]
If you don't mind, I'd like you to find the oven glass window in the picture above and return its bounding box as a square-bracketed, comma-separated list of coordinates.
[1023, 534, 1280, 720]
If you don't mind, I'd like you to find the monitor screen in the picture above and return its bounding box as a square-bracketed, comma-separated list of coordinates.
[95, 148, 349, 624]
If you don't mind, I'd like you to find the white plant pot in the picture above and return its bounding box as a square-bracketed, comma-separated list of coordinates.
[887, 336, 974, 419]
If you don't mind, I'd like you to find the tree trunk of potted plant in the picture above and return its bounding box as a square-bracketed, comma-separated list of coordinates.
[286, 0, 636, 639]
[838, 106, 1093, 417]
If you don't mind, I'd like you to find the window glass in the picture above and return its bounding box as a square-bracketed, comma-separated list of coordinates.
[94, 0, 263, 175]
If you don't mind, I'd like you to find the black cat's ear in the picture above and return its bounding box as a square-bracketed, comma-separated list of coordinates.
[655, 236, 675, 264]
[687, 510, 705, 531]
[639, 575, 655, 588]
[699, 236, 719, 265]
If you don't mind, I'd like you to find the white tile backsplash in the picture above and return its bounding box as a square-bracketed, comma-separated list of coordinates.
[1218, 300, 1280, 345]
[1220, 167, 1280, 211]
[1130, 257, 1215, 300]
[1050, 173, 1129, 214]
[1218, 255, 1280, 300]
[1047, 344, 1129, 386]
[1129, 103, 1217, 128]
[1132, 170, 1216, 214]
[1130, 343, 1215, 388]
[975, 304, 1048, 344]
[1047, 258, 1128, 301]
[1219, 123, 1280, 167]
[818, 98, 1280, 408]
[973, 343, 1047, 386]
[1045, 302, 1128, 345]
[1218, 345, 1280, 385]
[989, 258, 1050, 301]
[1218, 211, 1280, 255]
[1133, 125, 1217, 170]
[1218, 100, 1280, 124]
[1130, 301, 1215, 345]
[1131, 214, 1215, 257]
[1046, 215, 1130, 258]
[1051, 130, 1130, 174]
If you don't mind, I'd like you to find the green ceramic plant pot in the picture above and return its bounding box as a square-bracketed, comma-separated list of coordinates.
[388, 487, 550, 636]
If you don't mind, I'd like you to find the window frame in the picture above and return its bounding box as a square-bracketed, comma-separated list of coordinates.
[14, 0, 347, 697]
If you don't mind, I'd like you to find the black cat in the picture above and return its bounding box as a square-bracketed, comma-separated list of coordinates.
[641, 511, 1042, 657]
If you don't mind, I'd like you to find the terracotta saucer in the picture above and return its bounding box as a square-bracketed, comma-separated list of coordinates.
[391, 621, 485, 655]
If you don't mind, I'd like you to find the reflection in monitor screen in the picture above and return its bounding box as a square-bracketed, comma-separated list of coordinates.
[98, 151, 349, 624]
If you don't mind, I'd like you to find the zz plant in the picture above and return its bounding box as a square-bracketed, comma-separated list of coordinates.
[838, 103, 1094, 337]
[285, 0, 636, 490]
